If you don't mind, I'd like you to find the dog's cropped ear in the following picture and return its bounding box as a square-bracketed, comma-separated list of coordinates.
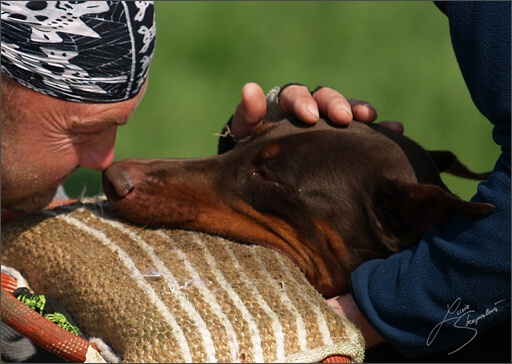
[368, 180, 495, 253]
[429, 150, 491, 180]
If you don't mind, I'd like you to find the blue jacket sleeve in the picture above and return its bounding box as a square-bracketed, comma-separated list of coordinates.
[350, 1, 510, 357]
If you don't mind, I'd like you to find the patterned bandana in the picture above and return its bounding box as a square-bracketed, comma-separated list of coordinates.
[1, 1, 156, 103]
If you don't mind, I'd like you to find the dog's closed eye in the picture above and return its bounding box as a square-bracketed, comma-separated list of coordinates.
[250, 168, 281, 188]
[250, 144, 284, 183]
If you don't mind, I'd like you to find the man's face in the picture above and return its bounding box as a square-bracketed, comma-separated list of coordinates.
[1, 79, 147, 213]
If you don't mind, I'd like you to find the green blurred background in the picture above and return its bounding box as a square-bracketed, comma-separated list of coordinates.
[63, 1, 499, 201]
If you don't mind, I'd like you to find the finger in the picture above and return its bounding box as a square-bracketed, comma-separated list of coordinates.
[279, 85, 319, 124]
[312, 87, 354, 125]
[378, 121, 405, 134]
[231, 82, 267, 138]
[348, 99, 378, 123]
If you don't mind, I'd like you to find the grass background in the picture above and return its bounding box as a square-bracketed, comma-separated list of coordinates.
[64, 1, 499, 201]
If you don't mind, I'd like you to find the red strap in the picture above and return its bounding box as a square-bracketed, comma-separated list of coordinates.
[2, 271, 104, 362]
[321, 354, 353, 363]
[46, 199, 78, 209]
[1, 271, 18, 294]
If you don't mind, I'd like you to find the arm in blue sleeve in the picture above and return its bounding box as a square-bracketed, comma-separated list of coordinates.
[350, 1, 510, 357]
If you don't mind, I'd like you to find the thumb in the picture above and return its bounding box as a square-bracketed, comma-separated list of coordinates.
[231, 83, 267, 138]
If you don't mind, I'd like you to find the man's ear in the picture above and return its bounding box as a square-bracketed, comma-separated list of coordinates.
[367, 180, 495, 253]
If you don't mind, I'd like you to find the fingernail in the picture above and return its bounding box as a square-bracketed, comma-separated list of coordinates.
[355, 102, 375, 112]
[307, 104, 319, 119]
[338, 103, 352, 118]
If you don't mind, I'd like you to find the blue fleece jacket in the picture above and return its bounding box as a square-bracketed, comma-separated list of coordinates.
[350, 1, 510, 357]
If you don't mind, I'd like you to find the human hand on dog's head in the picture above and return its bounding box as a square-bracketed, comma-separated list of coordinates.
[231, 82, 402, 138]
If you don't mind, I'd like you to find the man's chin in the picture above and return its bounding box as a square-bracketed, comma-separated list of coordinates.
[2, 187, 58, 214]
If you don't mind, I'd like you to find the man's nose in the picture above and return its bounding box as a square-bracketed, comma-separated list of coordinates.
[79, 129, 117, 171]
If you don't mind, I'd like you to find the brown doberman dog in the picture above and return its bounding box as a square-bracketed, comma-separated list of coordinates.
[102, 118, 494, 298]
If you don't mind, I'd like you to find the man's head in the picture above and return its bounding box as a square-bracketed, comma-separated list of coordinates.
[1, 1, 156, 213]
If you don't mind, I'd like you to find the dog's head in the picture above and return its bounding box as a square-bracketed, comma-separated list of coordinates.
[103, 119, 494, 297]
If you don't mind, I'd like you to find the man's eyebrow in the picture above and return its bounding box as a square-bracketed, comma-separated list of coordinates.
[71, 116, 127, 129]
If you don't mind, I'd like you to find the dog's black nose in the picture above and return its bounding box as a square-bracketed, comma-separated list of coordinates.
[103, 164, 134, 198]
